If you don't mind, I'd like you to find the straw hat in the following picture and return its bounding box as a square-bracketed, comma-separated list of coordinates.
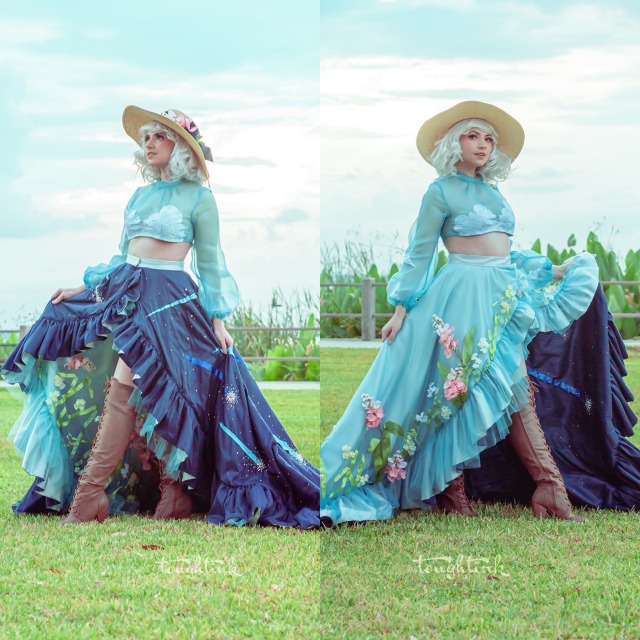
[416, 101, 524, 165]
[122, 106, 213, 178]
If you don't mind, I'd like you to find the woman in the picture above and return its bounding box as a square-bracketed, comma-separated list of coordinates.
[2, 106, 319, 528]
[320, 101, 599, 526]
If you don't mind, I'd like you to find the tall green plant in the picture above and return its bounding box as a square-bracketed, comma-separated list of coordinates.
[229, 287, 320, 381]
[321, 232, 640, 340]
[0, 332, 18, 365]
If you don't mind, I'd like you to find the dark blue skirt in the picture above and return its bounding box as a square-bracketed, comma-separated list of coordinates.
[465, 287, 640, 510]
[2, 263, 320, 528]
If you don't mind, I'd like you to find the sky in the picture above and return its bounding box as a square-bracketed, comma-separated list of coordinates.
[320, 0, 640, 273]
[2, 1, 639, 328]
[0, 1, 318, 329]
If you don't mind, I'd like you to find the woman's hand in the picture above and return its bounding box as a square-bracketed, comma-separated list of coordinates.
[381, 305, 407, 345]
[213, 318, 234, 354]
[51, 285, 86, 304]
[551, 263, 571, 283]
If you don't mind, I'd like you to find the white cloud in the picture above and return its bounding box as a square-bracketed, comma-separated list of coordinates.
[502, 2, 640, 46]
[0, 19, 61, 45]
[378, 0, 477, 9]
[320, 46, 640, 266]
[0, 18, 318, 327]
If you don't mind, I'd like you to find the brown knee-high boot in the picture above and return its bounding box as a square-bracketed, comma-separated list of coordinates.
[152, 462, 193, 520]
[62, 378, 136, 524]
[509, 386, 585, 521]
[436, 474, 476, 517]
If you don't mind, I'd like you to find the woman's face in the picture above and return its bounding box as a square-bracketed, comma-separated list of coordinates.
[144, 131, 175, 172]
[456, 127, 494, 176]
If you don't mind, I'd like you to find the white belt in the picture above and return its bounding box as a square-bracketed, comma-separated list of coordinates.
[448, 254, 511, 267]
[126, 254, 185, 271]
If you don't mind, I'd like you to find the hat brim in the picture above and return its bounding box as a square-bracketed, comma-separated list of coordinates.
[122, 105, 209, 179]
[416, 101, 524, 165]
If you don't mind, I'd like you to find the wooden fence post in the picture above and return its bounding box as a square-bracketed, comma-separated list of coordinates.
[361, 278, 376, 341]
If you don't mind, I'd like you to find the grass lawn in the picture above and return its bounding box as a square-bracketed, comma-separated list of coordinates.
[4, 348, 640, 639]
[320, 347, 640, 639]
[0, 387, 320, 640]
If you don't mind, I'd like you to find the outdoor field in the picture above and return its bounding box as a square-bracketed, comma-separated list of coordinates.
[3, 349, 640, 639]
[320, 347, 640, 639]
[0, 388, 320, 640]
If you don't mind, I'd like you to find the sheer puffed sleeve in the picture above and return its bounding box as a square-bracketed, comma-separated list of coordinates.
[510, 249, 553, 288]
[387, 182, 448, 310]
[190, 188, 240, 319]
[82, 191, 136, 289]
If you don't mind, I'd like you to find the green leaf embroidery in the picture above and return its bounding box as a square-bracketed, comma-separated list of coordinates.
[437, 360, 449, 384]
[461, 325, 476, 368]
[383, 421, 403, 436]
[367, 437, 381, 453]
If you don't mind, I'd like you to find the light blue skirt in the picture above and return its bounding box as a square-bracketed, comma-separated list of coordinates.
[320, 252, 599, 525]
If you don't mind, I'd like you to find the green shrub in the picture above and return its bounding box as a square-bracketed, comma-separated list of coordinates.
[321, 232, 640, 340]
[229, 287, 320, 381]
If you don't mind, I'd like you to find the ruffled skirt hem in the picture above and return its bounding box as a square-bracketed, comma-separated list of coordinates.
[3, 264, 320, 528]
[321, 252, 598, 526]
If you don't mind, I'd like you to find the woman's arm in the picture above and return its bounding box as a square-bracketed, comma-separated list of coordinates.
[384, 183, 448, 341]
[387, 183, 448, 310]
[381, 304, 406, 344]
[212, 318, 234, 354]
[551, 263, 570, 282]
[51, 284, 87, 304]
[52, 191, 141, 304]
[82, 224, 130, 290]
[52, 221, 129, 304]
[83, 190, 140, 290]
[191, 188, 240, 354]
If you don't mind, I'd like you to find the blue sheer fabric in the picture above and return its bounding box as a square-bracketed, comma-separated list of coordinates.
[321, 175, 599, 526]
[83, 179, 239, 319]
[510, 249, 553, 288]
[387, 174, 516, 310]
[386, 183, 446, 311]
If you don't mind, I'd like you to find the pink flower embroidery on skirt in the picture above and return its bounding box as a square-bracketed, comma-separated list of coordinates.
[384, 453, 407, 482]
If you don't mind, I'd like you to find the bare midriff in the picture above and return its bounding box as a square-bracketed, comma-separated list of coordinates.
[444, 232, 510, 257]
[128, 237, 192, 261]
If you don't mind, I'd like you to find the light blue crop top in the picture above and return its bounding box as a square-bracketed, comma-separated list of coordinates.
[83, 179, 239, 319]
[438, 174, 515, 238]
[387, 173, 542, 310]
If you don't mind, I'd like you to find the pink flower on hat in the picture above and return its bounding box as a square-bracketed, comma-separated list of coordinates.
[158, 108, 213, 163]
[174, 113, 198, 135]
[162, 110, 200, 138]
